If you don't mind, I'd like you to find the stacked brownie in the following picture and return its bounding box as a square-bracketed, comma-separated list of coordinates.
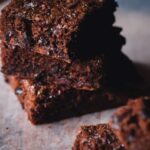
[0, 0, 143, 124]
[73, 97, 150, 150]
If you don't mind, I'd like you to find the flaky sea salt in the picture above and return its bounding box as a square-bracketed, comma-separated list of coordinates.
[24, 2, 37, 9]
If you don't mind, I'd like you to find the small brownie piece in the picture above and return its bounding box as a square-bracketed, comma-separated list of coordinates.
[0, 0, 117, 62]
[2, 47, 103, 91]
[72, 124, 126, 150]
[110, 97, 150, 150]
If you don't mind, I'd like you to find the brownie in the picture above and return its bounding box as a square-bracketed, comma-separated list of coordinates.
[110, 97, 150, 150]
[5, 75, 149, 124]
[0, 0, 145, 125]
[1, 42, 142, 88]
[72, 124, 126, 150]
[2, 47, 103, 91]
[6, 75, 126, 124]
[0, 0, 117, 62]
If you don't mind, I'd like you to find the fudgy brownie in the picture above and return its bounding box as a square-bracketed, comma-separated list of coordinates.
[72, 124, 126, 150]
[110, 97, 150, 150]
[1, 44, 142, 89]
[6, 75, 149, 124]
[0, 0, 117, 62]
[6, 75, 126, 124]
[2, 47, 103, 91]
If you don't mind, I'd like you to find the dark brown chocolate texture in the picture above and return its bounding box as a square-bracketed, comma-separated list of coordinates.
[72, 124, 126, 150]
[0, 0, 117, 62]
[5, 75, 148, 124]
[2, 47, 103, 91]
[110, 97, 150, 150]
[0, 0, 145, 124]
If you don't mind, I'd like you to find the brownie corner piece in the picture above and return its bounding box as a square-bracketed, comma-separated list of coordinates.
[72, 124, 126, 150]
[110, 97, 150, 150]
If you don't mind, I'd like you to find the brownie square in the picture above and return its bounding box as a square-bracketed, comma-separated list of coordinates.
[5, 76, 129, 124]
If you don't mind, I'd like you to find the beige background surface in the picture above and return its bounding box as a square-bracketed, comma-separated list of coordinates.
[0, 0, 150, 150]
